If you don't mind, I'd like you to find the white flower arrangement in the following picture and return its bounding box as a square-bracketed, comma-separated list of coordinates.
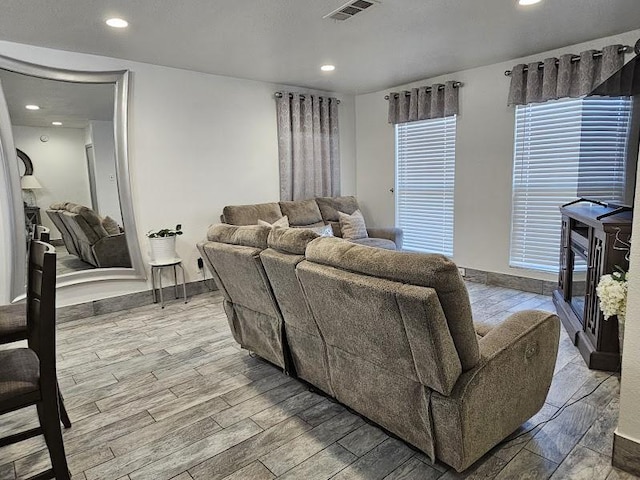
[596, 269, 628, 323]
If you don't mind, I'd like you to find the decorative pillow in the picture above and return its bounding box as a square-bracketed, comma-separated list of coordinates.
[338, 210, 368, 240]
[102, 216, 121, 235]
[257, 216, 289, 228]
[303, 224, 334, 237]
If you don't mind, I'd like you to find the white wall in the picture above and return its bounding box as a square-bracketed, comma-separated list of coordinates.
[0, 40, 357, 306]
[13, 125, 91, 240]
[617, 148, 640, 449]
[355, 29, 640, 282]
[88, 120, 122, 224]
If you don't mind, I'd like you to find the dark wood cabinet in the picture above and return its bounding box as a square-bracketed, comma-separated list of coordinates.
[553, 202, 631, 371]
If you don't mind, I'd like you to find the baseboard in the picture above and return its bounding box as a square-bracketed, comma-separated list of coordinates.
[613, 433, 640, 476]
[57, 279, 218, 323]
[463, 267, 556, 295]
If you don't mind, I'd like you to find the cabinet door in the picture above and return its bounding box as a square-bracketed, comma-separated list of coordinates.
[558, 215, 570, 297]
[584, 231, 604, 347]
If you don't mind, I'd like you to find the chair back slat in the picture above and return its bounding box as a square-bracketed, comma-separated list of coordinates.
[27, 240, 57, 385]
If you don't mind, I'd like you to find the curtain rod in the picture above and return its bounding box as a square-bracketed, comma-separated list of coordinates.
[384, 81, 463, 100]
[274, 92, 341, 104]
[504, 45, 632, 77]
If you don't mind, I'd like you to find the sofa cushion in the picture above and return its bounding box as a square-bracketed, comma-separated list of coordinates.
[258, 216, 290, 228]
[0, 348, 39, 402]
[305, 237, 481, 371]
[351, 237, 396, 250]
[49, 201, 68, 210]
[207, 224, 271, 249]
[102, 216, 121, 235]
[339, 210, 369, 240]
[223, 202, 283, 226]
[279, 199, 324, 227]
[67, 204, 109, 244]
[316, 196, 360, 222]
[267, 226, 319, 255]
[297, 224, 334, 237]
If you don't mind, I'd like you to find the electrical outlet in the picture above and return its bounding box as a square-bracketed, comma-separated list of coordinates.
[197, 257, 204, 269]
[458, 267, 466, 277]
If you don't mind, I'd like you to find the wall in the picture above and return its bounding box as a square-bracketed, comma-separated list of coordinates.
[0, 40, 356, 306]
[12, 125, 92, 239]
[88, 120, 122, 224]
[355, 28, 640, 282]
[617, 148, 640, 450]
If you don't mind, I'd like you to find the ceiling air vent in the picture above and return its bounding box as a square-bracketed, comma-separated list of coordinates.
[324, 0, 378, 21]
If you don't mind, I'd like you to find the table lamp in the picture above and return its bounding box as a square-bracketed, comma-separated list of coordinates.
[21, 174, 42, 206]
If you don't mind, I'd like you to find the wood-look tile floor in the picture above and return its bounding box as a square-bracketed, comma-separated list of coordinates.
[1, 282, 637, 479]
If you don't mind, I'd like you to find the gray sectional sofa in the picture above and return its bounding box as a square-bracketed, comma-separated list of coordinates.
[221, 195, 403, 250]
[46, 202, 131, 268]
[197, 224, 560, 472]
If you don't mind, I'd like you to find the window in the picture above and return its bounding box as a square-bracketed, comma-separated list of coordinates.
[510, 97, 632, 272]
[395, 116, 456, 256]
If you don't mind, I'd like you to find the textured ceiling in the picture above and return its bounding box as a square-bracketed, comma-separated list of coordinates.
[0, 70, 113, 128]
[0, 0, 638, 94]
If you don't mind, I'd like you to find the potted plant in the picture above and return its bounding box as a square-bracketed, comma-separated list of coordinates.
[596, 266, 628, 355]
[147, 224, 183, 263]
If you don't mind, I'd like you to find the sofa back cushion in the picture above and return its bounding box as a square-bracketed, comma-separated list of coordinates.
[279, 199, 324, 227]
[207, 223, 270, 249]
[267, 226, 319, 255]
[200, 224, 285, 368]
[66, 204, 108, 243]
[315, 196, 360, 222]
[261, 227, 333, 394]
[304, 237, 480, 372]
[222, 202, 283, 225]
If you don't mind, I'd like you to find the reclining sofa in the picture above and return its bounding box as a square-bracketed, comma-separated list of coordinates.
[197, 225, 560, 472]
[221, 195, 403, 250]
[46, 202, 131, 268]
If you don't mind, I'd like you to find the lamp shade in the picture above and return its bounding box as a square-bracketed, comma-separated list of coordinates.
[21, 175, 42, 190]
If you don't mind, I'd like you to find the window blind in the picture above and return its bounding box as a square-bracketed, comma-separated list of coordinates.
[395, 116, 456, 256]
[510, 97, 632, 272]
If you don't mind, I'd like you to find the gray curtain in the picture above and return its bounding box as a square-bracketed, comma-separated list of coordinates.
[388, 80, 459, 124]
[508, 45, 626, 105]
[276, 92, 340, 201]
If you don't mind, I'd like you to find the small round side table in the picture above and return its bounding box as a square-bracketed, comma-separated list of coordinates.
[150, 258, 187, 308]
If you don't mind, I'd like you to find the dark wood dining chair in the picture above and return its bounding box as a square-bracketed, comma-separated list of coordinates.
[0, 240, 71, 480]
[0, 309, 71, 428]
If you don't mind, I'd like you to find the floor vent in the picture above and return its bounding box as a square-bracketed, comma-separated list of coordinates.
[323, 0, 378, 21]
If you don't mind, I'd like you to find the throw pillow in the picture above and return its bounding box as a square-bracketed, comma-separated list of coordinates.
[102, 216, 121, 235]
[293, 224, 334, 237]
[338, 210, 368, 240]
[258, 216, 289, 228]
[305, 224, 334, 237]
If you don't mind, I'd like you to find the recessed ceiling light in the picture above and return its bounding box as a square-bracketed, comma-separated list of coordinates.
[321, 65, 336, 72]
[519, 0, 541, 5]
[52, 121, 62, 126]
[25, 105, 40, 110]
[106, 18, 128, 28]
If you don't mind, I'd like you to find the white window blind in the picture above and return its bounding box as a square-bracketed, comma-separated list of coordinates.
[510, 97, 632, 272]
[395, 116, 456, 256]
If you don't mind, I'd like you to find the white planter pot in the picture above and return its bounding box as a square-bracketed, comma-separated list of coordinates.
[148, 236, 177, 263]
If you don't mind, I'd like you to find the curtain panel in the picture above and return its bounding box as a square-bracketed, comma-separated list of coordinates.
[507, 44, 626, 106]
[276, 92, 340, 201]
[387, 80, 460, 124]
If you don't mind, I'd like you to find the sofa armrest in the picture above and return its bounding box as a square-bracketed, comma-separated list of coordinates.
[92, 233, 132, 268]
[366, 227, 403, 249]
[431, 310, 560, 471]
